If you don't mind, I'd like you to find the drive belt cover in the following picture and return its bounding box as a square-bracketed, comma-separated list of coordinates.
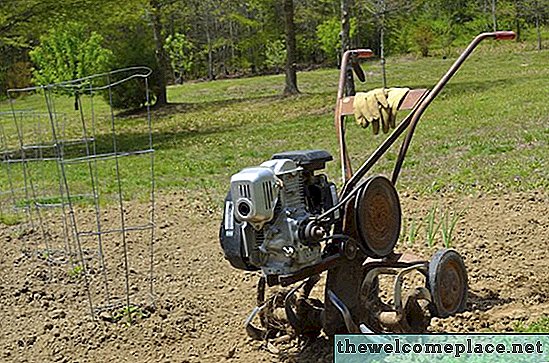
[354, 175, 401, 258]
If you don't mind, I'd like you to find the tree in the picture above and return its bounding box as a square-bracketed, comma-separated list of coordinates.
[0, 0, 56, 45]
[164, 33, 195, 83]
[29, 21, 112, 85]
[106, 21, 162, 110]
[0, 0, 68, 94]
[341, 0, 355, 96]
[516, 0, 548, 50]
[283, 0, 299, 95]
[149, 0, 170, 106]
[491, 0, 498, 31]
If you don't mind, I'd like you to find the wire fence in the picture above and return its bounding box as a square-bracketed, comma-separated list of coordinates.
[3, 67, 156, 322]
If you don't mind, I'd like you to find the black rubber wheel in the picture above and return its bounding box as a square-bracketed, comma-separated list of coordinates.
[428, 249, 468, 318]
[354, 175, 401, 258]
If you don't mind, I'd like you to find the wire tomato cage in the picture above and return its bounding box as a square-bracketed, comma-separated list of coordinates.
[4, 67, 156, 322]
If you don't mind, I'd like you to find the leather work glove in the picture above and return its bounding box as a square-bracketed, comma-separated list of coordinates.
[353, 88, 410, 135]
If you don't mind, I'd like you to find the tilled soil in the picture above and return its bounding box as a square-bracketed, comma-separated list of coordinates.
[0, 189, 547, 362]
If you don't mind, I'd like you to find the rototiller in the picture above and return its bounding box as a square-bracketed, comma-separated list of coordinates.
[219, 32, 516, 337]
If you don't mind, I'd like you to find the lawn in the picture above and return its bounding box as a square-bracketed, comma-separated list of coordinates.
[0, 41, 547, 208]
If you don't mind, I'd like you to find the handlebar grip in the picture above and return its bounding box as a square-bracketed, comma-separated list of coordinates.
[352, 62, 366, 82]
[494, 31, 516, 40]
[354, 49, 374, 58]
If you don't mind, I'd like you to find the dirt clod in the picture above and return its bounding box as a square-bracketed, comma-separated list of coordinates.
[49, 309, 66, 319]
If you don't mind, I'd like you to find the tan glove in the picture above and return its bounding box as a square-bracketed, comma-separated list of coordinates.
[353, 88, 410, 135]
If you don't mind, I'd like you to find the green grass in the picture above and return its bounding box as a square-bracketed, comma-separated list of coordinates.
[0, 212, 23, 226]
[514, 316, 549, 333]
[0, 42, 547, 210]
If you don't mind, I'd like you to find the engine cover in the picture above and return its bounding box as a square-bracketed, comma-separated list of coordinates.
[230, 166, 278, 230]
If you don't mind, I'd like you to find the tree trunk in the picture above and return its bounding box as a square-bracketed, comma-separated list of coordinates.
[150, 0, 169, 106]
[491, 0, 497, 31]
[378, 0, 387, 88]
[515, 18, 521, 42]
[229, 20, 235, 67]
[341, 0, 355, 96]
[283, 0, 299, 95]
[205, 25, 215, 80]
[535, 11, 542, 50]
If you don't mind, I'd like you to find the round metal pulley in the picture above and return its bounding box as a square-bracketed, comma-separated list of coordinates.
[354, 175, 401, 258]
[428, 249, 468, 318]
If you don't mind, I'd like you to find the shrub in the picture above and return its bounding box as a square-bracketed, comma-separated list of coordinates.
[265, 39, 286, 72]
[29, 22, 112, 86]
[105, 23, 161, 110]
[164, 33, 195, 83]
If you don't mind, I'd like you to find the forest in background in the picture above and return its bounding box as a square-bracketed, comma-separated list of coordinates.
[0, 0, 547, 102]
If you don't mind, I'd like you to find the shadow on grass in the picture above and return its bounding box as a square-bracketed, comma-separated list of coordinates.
[88, 123, 244, 157]
[79, 92, 320, 156]
[401, 74, 539, 99]
[116, 93, 287, 119]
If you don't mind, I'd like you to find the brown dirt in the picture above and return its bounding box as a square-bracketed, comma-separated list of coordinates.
[0, 188, 547, 362]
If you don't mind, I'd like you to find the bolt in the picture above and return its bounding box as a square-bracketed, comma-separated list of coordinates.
[282, 246, 295, 257]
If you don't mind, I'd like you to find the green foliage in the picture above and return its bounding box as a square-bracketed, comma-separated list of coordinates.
[431, 15, 457, 57]
[164, 32, 195, 82]
[2, 0, 549, 91]
[112, 304, 147, 325]
[264, 39, 286, 71]
[316, 18, 340, 63]
[106, 22, 160, 109]
[0, 213, 23, 226]
[412, 20, 435, 57]
[67, 264, 84, 279]
[392, 22, 414, 54]
[316, 17, 357, 63]
[29, 22, 112, 85]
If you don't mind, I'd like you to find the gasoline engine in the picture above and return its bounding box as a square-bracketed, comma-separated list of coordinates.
[220, 150, 337, 276]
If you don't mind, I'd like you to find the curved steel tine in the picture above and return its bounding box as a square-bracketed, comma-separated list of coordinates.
[283, 280, 307, 332]
[244, 303, 269, 340]
[327, 289, 360, 333]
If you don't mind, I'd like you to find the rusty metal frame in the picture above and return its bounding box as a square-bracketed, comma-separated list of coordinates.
[245, 31, 517, 337]
[335, 31, 516, 195]
[322, 31, 516, 335]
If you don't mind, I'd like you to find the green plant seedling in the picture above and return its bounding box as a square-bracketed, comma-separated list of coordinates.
[407, 217, 423, 247]
[440, 208, 465, 248]
[113, 305, 146, 326]
[0, 213, 23, 226]
[425, 204, 442, 248]
[67, 264, 84, 279]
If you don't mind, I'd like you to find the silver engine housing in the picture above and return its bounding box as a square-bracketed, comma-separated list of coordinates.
[228, 158, 322, 275]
